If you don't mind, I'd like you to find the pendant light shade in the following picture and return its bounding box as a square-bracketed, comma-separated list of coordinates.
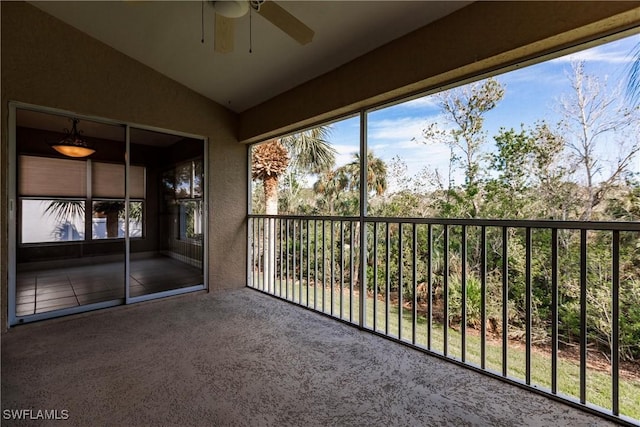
[51, 118, 95, 158]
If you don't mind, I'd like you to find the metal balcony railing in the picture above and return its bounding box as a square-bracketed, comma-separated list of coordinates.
[247, 214, 640, 426]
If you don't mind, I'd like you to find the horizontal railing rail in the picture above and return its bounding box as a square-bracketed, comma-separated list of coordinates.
[247, 214, 640, 426]
[249, 213, 640, 231]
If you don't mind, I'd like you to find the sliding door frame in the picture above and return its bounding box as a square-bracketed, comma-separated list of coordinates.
[7, 101, 208, 326]
[125, 123, 209, 305]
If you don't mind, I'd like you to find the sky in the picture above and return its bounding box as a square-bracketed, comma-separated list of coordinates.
[323, 31, 640, 193]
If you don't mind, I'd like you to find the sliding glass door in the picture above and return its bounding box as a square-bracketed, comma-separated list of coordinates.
[9, 104, 206, 325]
[14, 108, 126, 318]
[128, 127, 205, 300]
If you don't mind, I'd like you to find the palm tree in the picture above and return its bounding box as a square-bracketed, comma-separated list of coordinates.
[251, 139, 290, 215]
[44, 200, 85, 222]
[312, 169, 348, 215]
[338, 151, 388, 197]
[251, 126, 335, 291]
[347, 151, 388, 289]
[320, 151, 387, 291]
[281, 127, 336, 176]
[44, 200, 84, 241]
[251, 126, 335, 215]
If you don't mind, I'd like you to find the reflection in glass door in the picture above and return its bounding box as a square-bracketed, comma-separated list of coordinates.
[14, 108, 126, 318]
[10, 105, 207, 325]
[129, 128, 205, 298]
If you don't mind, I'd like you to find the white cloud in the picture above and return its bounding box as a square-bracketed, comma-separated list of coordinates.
[368, 116, 427, 146]
[330, 144, 356, 167]
[398, 95, 439, 109]
[370, 143, 390, 151]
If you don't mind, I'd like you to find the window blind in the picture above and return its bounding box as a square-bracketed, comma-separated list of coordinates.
[92, 162, 145, 198]
[19, 155, 87, 197]
[19, 155, 145, 199]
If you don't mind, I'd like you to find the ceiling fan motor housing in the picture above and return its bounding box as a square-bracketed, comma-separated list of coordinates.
[212, 1, 249, 18]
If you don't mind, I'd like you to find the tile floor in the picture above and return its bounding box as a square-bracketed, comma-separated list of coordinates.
[15, 256, 203, 317]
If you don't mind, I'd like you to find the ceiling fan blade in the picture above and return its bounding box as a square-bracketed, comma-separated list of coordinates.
[214, 14, 234, 53]
[258, 1, 314, 46]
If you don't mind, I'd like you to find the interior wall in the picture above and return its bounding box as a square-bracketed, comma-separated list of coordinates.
[1, 1, 247, 331]
[239, 1, 640, 143]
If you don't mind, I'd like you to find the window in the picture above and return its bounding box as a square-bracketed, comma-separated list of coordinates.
[91, 162, 145, 240]
[18, 155, 145, 244]
[92, 201, 143, 239]
[179, 200, 203, 240]
[21, 200, 85, 243]
[163, 159, 203, 242]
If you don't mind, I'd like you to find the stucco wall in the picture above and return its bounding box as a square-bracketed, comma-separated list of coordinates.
[239, 1, 640, 143]
[1, 2, 247, 330]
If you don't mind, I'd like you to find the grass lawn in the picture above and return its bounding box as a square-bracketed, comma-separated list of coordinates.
[254, 278, 640, 420]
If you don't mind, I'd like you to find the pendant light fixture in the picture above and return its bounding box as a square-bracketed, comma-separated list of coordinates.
[51, 118, 95, 158]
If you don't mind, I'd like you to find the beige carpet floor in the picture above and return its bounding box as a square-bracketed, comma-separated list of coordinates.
[1, 288, 619, 426]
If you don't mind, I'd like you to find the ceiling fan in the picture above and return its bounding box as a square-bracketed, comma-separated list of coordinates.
[210, 0, 314, 53]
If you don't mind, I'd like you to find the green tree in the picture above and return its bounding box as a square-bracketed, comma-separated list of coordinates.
[421, 78, 505, 217]
[484, 126, 536, 218]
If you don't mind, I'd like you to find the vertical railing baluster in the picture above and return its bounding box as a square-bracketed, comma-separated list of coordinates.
[248, 218, 251, 288]
[580, 229, 587, 404]
[331, 220, 335, 317]
[525, 227, 532, 385]
[274, 218, 278, 294]
[386, 222, 390, 335]
[256, 218, 260, 290]
[278, 218, 285, 297]
[427, 223, 433, 351]
[398, 223, 404, 340]
[258, 218, 264, 290]
[481, 226, 487, 369]
[306, 220, 310, 307]
[259, 218, 264, 291]
[286, 219, 290, 300]
[252, 218, 257, 289]
[412, 223, 418, 345]
[314, 220, 318, 310]
[273, 218, 278, 293]
[350, 221, 355, 323]
[300, 219, 304, 305]
[265, 218, 269, 292]
[373, 222, 379, 331]
[292, 219, 296, 303]
[360, 220, 367, 329]
[612, 230, 620, 416]
[268, 217, 272, 293]
[340, 220, 345, 319]
[322, 220, 326, 313]
[461, 225, 467, 362]
[444, 224, 449, 356]
[502, 226, 508, 377]
[551, 228, 558, 394]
